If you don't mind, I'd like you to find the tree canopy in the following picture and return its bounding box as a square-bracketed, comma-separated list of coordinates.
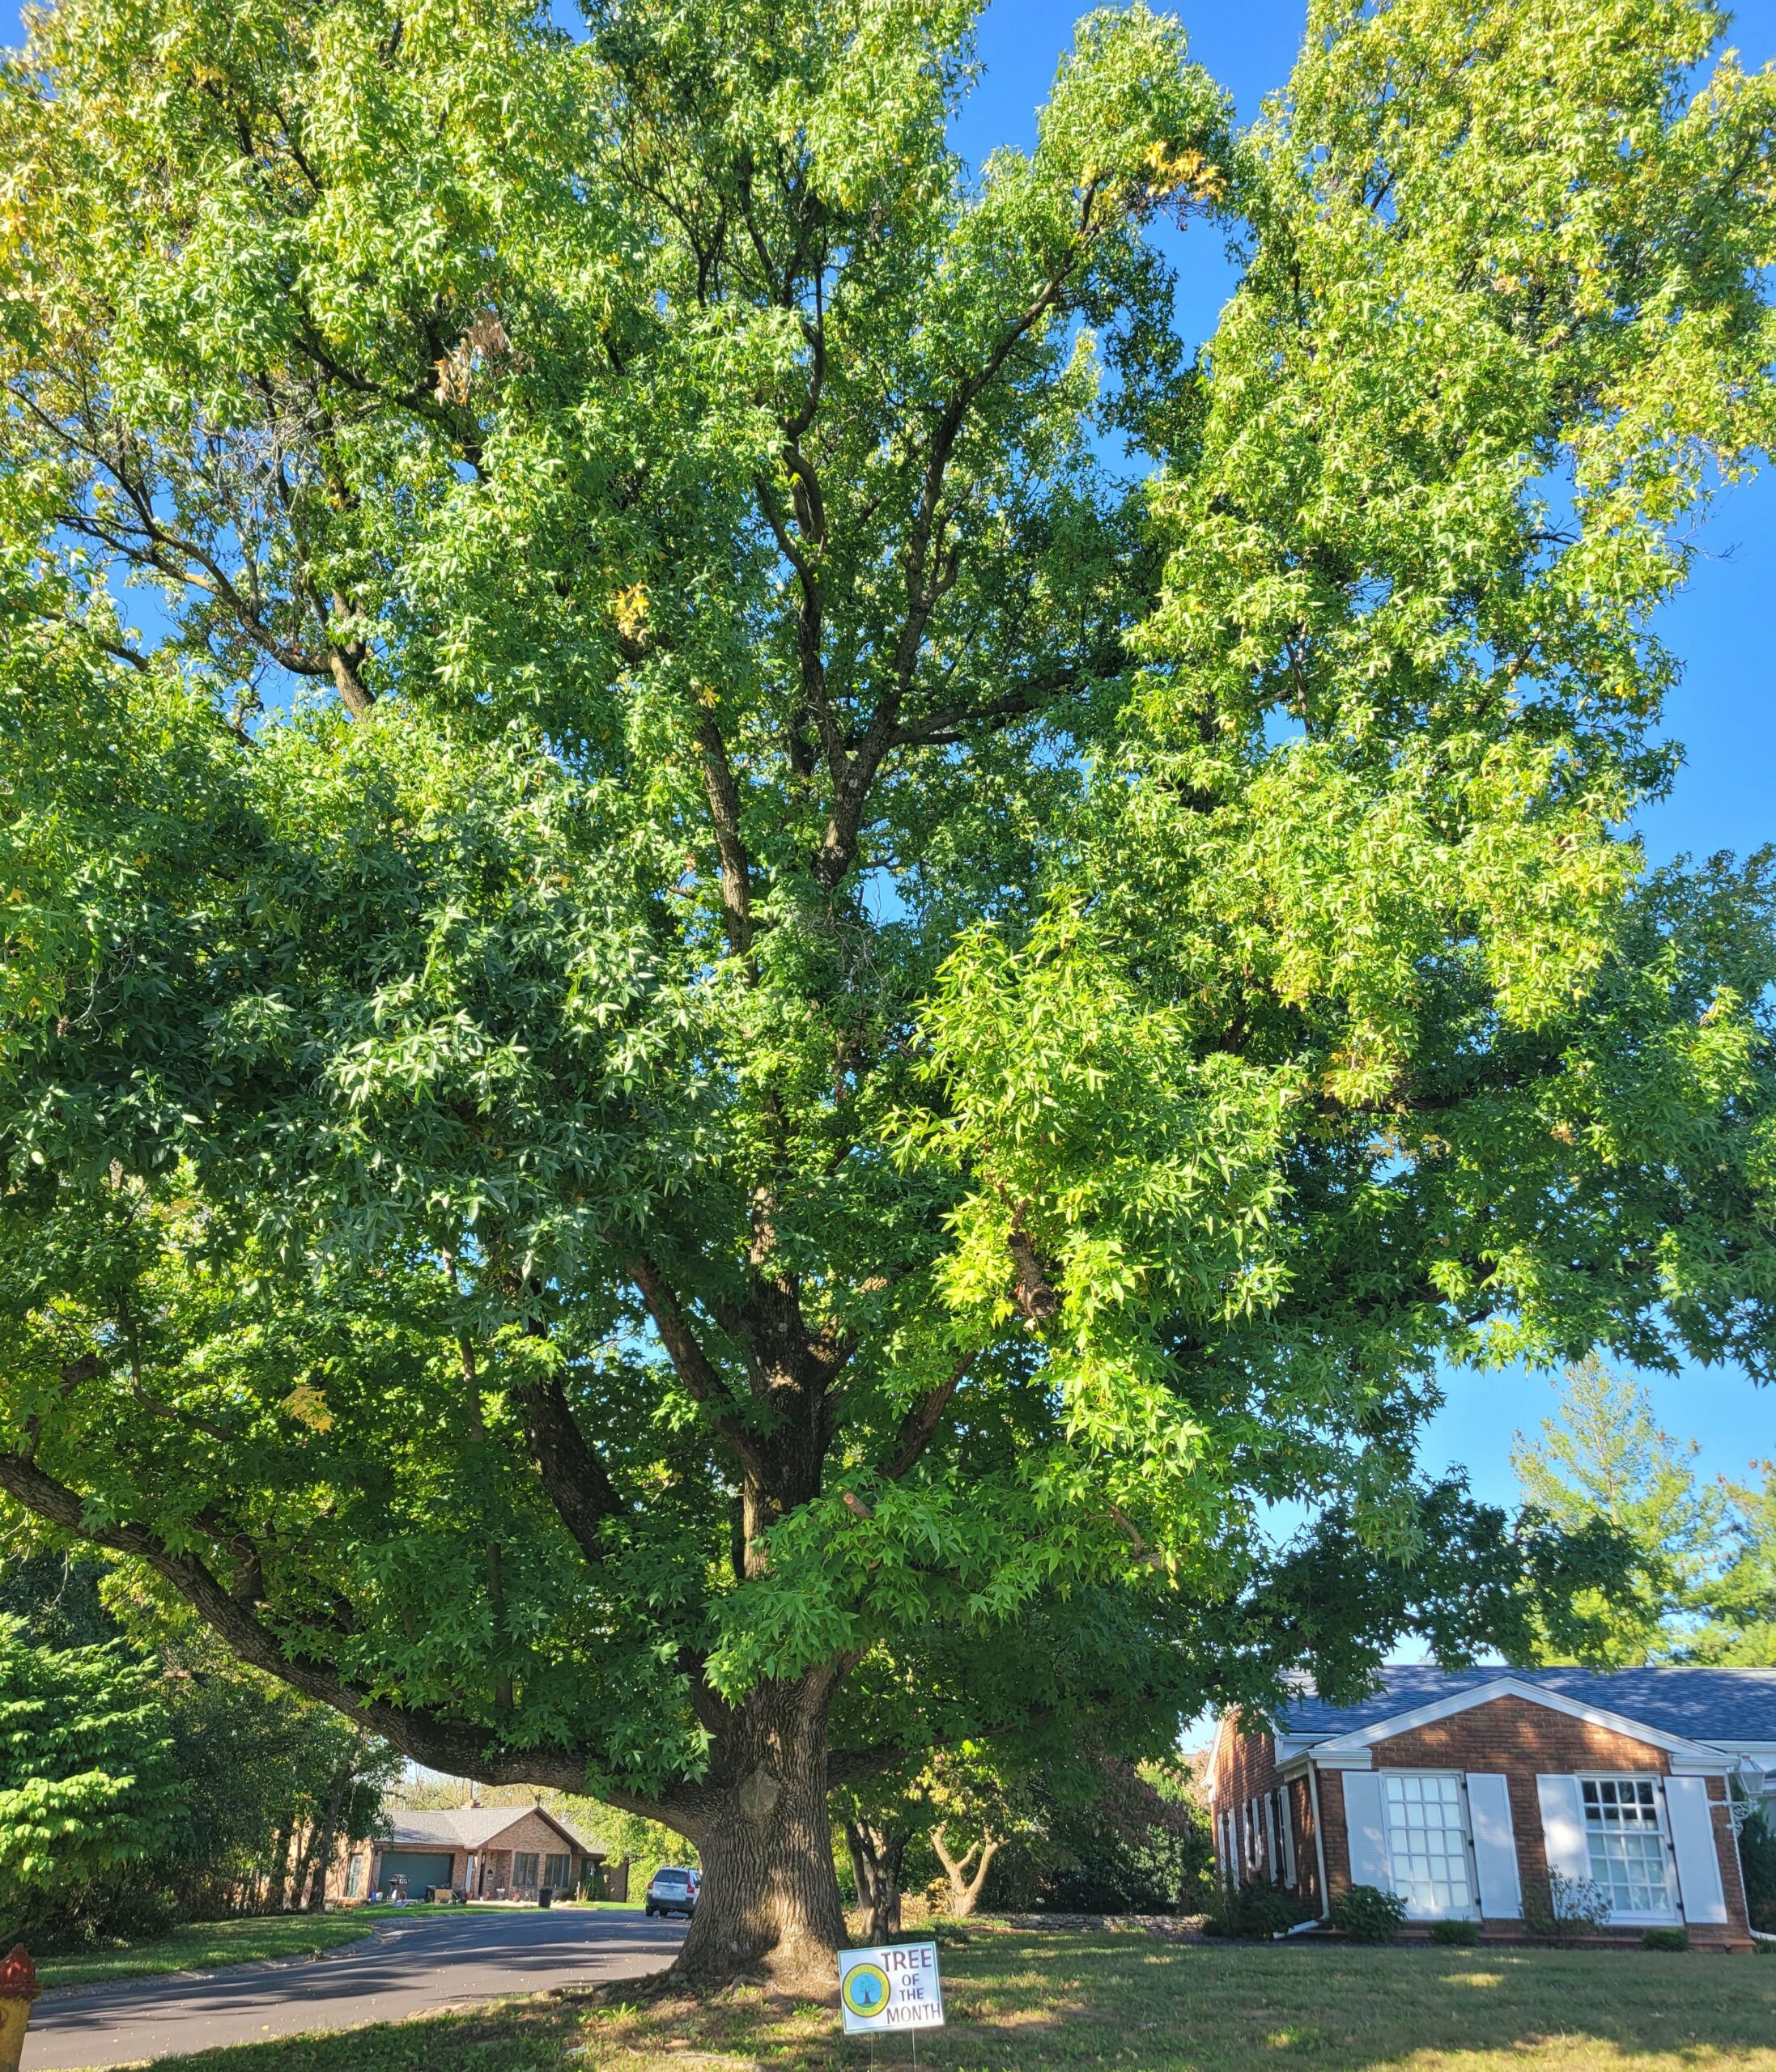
[2, 0, 1774, 1980]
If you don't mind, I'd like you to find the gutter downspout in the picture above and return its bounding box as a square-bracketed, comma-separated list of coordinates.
[1307, 1757, 1332, 1923]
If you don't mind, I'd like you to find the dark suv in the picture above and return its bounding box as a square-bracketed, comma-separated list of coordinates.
[644, 1866, 699, 1919]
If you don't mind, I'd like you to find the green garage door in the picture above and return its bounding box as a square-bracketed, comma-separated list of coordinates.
[379, 1850, 454, 1892]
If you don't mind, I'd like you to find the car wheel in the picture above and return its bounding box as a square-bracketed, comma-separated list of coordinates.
[644, 1905, 655, 1917]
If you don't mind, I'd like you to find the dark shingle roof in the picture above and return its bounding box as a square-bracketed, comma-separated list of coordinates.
[1275, 1666, 1776, 1748]
[385, 1806, 601, 1853]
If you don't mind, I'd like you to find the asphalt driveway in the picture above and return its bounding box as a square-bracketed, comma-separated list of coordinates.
[24, 1905, 685, 2070]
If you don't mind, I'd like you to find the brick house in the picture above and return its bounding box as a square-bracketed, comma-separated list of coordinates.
[1205, 1667, 1776, 1949]
[330, 1805, 605, 1904]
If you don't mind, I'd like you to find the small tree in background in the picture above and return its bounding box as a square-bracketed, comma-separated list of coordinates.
[0, 1620, 184, 1944]
[0, 1543, 400, 1925]
[1510, 1357, 1721, 1664]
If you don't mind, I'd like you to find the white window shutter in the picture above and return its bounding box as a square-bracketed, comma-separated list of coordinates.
[1343, 1772, 1391, 1889]
[1536, 1775, 1591, 1885]
[1465, 1773, 1522, 1919]
[1664, 1777, 1728, 1925]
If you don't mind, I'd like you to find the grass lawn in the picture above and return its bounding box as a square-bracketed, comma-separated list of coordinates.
[56, 1928, 1776, 2071]
[36, 1908, 406, 1990]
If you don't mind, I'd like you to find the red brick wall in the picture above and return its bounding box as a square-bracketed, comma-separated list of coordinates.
[1209, 1716, 1315, 1900]
[1209, 1713, 1282, 1809]
[1315, 1696, 1751, 1947]
[1316, 1768, 1349, 1909]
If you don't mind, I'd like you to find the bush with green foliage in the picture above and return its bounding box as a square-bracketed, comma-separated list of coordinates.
[1523, 1869, 1615, 1943]
[1739, 1807, 1776, 1934]
[1429, 1918, 1480, 1946]
[1642, 1926, 1689, 1951]
[0, 1550, 397, 1937]
[1330, 1884, 1408, 1944]
[1022, 1762, 1213, 1917]
[0, 1618, 184, 1943]
[1204, 1881, 1310, 1939]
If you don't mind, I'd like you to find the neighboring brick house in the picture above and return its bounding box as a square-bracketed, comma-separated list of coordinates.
[330, 1805, 605, 1904]
[1205, 1667, 1776, 1950]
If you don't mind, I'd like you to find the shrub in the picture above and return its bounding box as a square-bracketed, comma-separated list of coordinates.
[1203, 1881, 1311, 1938]
[1642, 1927, 1688, 1951]
[1740, 1807, 1776, 1934]
[1429, 1918, 1480, 1945]
[1331, 1883, 1408, 1943]
[0, 1620, 184, 1944]
[1523, 1869, 1614, 1943]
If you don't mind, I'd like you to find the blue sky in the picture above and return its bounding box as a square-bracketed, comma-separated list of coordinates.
[6, 0, 1771, 1509]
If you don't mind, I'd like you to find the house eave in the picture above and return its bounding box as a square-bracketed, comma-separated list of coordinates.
[1303, 1675, 1733, 1770]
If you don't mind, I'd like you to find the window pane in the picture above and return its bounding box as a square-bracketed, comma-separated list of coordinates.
[1582, 1777, 1671, 1916]
[1382, 1773, 1472, 1919]
[514, 1852, 540, 1887]
[545, 1853, 570, 1887]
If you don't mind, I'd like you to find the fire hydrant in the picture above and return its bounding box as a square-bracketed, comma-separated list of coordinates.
[0, 1945, 39, 2072]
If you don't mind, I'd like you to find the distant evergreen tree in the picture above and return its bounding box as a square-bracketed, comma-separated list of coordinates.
[1689, 1466, 1776, 1668]
[1511, 1357, 1720, 1665]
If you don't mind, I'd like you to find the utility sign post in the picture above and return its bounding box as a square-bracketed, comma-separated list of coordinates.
[837, 1940, 945, 2036]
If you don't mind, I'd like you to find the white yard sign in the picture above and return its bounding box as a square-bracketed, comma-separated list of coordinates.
[837, 1940, 945, 2035]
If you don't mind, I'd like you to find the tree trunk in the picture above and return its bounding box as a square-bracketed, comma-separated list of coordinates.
[670, 1672, 845, 1988]
[288, 1819, 319, 1908]
[931, 1823, 999, 1918]
[305, 1761, 354, 1913]
[266, 1812, 296, 1914]
[844, 1820, 907, 1942]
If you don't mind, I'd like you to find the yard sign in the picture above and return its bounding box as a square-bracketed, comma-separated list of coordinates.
[837, 1941, 945, 2034]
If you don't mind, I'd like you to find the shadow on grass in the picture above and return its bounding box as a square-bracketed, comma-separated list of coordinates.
[82, 1932, 1776, 2072]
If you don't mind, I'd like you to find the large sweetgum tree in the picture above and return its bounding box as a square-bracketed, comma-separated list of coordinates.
[3, 0, 1774, 1981]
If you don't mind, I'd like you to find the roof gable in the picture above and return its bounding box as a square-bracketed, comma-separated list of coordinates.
[1308, 1675, 1723, 1764]
[1262, 1665, 1776, 1766]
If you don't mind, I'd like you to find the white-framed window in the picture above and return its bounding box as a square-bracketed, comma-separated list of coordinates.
[1382, 1772, 1475, 1920]
[1581, 1777, 1676, 1918]
[1269, 1785, 1297, 1888]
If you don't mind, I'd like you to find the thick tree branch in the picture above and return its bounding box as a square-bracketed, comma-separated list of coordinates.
[516, 1367, 627, 1568]
[882, 1350, 978, 1481]
[696, 709, 756, 957]
[626, 1255, 773, 1487]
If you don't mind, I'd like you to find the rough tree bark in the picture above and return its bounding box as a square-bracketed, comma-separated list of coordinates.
[844, 1819, 908, 1942]
[667, 1671, 847, 1986]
